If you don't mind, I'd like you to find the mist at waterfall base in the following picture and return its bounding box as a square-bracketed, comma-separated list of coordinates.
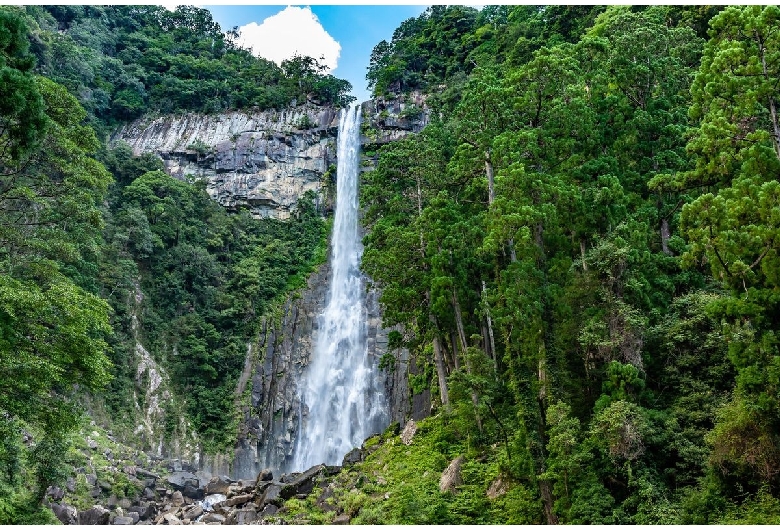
[288, 106, 389, 472]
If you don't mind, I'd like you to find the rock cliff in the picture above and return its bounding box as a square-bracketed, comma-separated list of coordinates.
[112, 105, 340, 219]
[112, 95, 431, 480]
[221, 257, 410, 480]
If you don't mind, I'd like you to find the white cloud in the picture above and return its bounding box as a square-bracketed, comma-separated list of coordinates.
[237, 6, 341, 73]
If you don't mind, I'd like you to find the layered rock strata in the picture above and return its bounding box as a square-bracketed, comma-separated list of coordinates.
[112, 105, 340, 219]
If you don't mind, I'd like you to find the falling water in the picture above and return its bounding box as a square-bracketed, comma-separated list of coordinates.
[290, 105, 388, 471]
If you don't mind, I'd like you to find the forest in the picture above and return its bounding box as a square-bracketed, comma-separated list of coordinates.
[1, 3, 780, 525]
[0, 5, 329, 522]
[356, 4, 780, 524]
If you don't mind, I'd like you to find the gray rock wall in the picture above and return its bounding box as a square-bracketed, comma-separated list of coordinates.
[112, 105, 340, 219]
[114, 95, 430, 479]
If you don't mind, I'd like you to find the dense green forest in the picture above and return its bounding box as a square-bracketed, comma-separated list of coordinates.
[0, 5, 329, 522]
[356, 4, 780, 524]
[2, 2, 780, 525]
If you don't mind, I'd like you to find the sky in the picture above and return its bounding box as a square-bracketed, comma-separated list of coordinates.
[205, 5, 429, 104]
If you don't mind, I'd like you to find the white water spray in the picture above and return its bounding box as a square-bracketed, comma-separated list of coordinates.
[290, 106, 388, 471]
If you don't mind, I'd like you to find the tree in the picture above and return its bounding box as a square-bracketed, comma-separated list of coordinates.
[679, 5, 780, 496]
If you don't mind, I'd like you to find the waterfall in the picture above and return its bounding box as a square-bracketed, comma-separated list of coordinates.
[290, 105, 388, 471]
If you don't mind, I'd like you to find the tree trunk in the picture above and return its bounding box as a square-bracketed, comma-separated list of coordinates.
[580, 239, 588, 271]
[432, 334, 449, 407]
[448, 331, 461, 371]
[452, 289, 483, 433]
[661, 217, 672, 256]
[485, 149, 495, 205]
[482, 281, 498, 376]
[758, 31, 780, 161]
[540, 479, 559, 524]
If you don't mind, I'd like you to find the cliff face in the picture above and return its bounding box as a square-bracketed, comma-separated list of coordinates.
[220, 257, 407, 479]
[112, 105, 340, 219]
[114, 95, 431, 479]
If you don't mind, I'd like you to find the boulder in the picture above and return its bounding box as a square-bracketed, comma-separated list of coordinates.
[259, 504, 278, 517]
[280, 464, 325, 498]
[256, 468, 273, 483]
[333, 514, 351, 525]
[163, 513, 181, 525]
[111, 516, 135, 525]
[400, 419, 417, 445]
[181, 504, 203, 520]
[225, 493, 253, 507]
[439, 456, 464, 494]
[201, 493, 226, 512]
[128, 505, 154, 520]
[315, 487, 337, 512]
[183, 483, 204, 500]
[166, 471, 199, 491]
[79, 505, 111, 525]
[205, 476, 230, 495]
[259, 483, 284, 506]
[233, 508, 258, 525]
[342, 448, 362, 466]
[171, 490, 185, 507]
[135, 468, 159, 480]
[51, 503, 77, 525]
[45, 485, 65, 501]
[487, 476, 509, 500]
[201, 513, 225, 524]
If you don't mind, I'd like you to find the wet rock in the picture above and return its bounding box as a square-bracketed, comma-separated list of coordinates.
[259, 504, 278, 517]
[400, 419, 417, 445]
[440, 456, 464, 494]
[205, 476, 230, 495]
[79, 505, 111, 525]
[201, 493, 226, 512]
[342, 448, 363, 466]
[51, 503, 77, 525]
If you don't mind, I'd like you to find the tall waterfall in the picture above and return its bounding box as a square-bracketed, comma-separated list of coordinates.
[290, 105, 388, 471]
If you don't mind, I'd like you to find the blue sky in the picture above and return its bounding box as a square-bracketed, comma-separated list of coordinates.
[205, 5, 429, 104]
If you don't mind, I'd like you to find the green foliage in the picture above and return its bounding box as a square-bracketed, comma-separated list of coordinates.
[360, 3, 780, 523]
[17, 5, 354, 136]
[99, 158, 326, 451]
